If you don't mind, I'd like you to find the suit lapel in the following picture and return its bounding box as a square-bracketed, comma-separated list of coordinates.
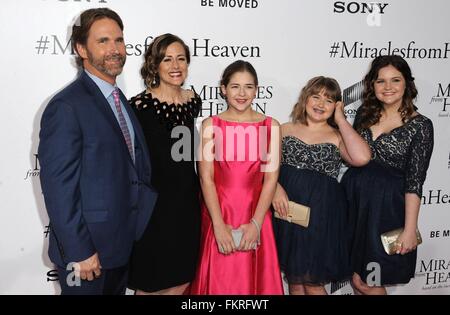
[79, 72, 137, 169]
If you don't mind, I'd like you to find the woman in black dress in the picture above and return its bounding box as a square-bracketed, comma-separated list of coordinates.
[342, 55, 434, 294]
[128, 33, 201, 294]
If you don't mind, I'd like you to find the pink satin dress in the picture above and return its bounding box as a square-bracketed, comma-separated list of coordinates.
[190, 116, 283, 295]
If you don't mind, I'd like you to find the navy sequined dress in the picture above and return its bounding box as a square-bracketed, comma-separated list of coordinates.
[273, 136, 352, 285]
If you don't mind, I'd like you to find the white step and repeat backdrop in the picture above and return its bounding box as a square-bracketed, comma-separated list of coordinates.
[0, 0, 449, 295]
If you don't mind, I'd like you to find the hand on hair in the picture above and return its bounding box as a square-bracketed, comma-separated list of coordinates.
[334, 101, 346, 124]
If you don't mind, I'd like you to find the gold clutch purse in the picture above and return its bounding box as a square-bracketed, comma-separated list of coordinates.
[273, 201, 310, 228]
[380, 228, 422, 255]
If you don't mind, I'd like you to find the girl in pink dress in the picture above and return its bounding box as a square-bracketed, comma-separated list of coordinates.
[190, 60, 283, 295]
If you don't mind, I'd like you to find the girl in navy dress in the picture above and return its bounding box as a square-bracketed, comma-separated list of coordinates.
[272, 76, 371, 295]
[342, 55, 433, 294]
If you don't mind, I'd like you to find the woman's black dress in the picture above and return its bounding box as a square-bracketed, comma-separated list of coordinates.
[127, 91, 202, 292]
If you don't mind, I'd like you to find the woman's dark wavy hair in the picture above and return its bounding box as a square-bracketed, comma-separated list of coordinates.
[141, 33, 190, 88]
[354, 54, 418, 132]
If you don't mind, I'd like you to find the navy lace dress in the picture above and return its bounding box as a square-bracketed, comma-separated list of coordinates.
[127, 91, 202, 292]
[341, 114, 434, 285]
[273, 136, 351, 285]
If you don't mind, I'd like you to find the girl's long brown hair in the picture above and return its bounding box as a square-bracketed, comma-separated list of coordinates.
[354, 55, 418, 132]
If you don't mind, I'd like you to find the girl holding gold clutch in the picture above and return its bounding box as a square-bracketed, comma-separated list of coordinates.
[341, 55, 434, 294]
[272, 76, 371, 295]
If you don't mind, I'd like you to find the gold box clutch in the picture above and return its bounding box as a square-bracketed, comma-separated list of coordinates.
[273, 201, 310, 228]
[380, 228, 422, 255]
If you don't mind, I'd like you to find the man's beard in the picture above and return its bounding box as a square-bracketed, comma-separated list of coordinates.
[87, 50, 126, 77]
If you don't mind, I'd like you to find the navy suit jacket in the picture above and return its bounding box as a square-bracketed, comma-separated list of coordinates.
[38, 71, 157, 269]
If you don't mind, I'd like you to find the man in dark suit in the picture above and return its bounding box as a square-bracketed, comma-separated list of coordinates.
[38, 8, 157, 295]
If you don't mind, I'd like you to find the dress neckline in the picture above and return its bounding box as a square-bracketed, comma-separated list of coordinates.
[282, 135, 340, 150]
[144, 91, 197, 108]
[216, 115, 268, 124]
[368, 114, 422, 142]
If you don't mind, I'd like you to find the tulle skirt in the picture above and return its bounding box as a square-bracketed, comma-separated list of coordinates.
[273, 165, 352, 285]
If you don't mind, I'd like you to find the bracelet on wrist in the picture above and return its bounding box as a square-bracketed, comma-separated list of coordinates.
[250, 218, 261, 245]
